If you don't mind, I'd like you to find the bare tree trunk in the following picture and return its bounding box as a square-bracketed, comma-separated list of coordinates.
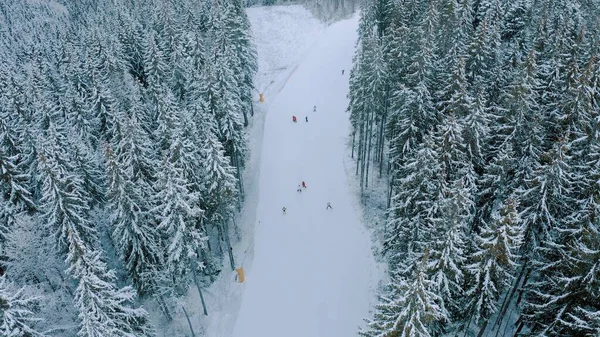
[224, 220, 235, 271]
[157, 294, 173, 322]
[355, 123, 363, 176]
[379, 113, 386, 176]
[182, 306, 197, 337]
[513, 318, 525, 337]
[351, 130, 356, 159]
[360, 116, 368, 192]
[192, 268, 208, 316]
[365, 109, 374, 189]
[494, 261, 528, 331]
[242, 103, 249, 127]
[476, 319, 489, 337]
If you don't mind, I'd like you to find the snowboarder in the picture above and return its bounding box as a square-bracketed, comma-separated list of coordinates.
[302, 181, 307, 188]
[305, 116, 308, 122]
[282, 207, 286, 214]
[313, 105, 316, 112]
[326, 202, 332, 210]
[292, 115, 297, 122]
[297, 185, 302, 193]
[342, 69, 345, 75]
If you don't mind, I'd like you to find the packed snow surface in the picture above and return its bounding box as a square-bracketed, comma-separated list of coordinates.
[171, 7, 379, 337]
[231, 12, 379, 337]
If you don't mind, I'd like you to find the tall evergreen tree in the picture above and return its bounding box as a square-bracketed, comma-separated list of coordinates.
[465, 198, 524, 327]
[0, 276, 46, 337]
[361, 251, 448, 337]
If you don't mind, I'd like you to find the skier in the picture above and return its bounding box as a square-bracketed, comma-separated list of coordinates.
[292, 115, 297, 122]
[282, 207, 286, 215]
[313, 105, 316, 112]
[297, 185, 302, 193]
[305, 116, 308, 122]
[342, 69, 345, 75]
[326, 202, 332, 210]
[302, 181, 307, 188]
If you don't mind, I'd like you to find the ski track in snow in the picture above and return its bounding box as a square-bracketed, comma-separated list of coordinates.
[168, 7, 380, 337]
[230, 13, 380, 337]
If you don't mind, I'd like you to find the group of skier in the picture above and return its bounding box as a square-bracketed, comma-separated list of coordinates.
[292, 106, 315, 124]
[283, 105, 333, 215]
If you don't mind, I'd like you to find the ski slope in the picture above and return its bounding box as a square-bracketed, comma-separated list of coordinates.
[231, 14, 378, 337]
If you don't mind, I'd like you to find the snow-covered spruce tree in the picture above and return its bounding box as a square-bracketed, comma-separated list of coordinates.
[143, 32, 169, 127]
[384, 134, 442, 269]
[223, 0, 258, 127]
[0, 149, 34, 212]
[427, 177, 470, 322]
[117, 77, 157, 184]
[199, 27, 246, 196]
[0, 276, 46, 337]
[37, 133, 154, 337]
[427, 113, 474, 321]
[105, 143, 161, 295]
[520, 49, 600, 333]
[88, 70, 121, 144]
[495, 51, 544, 219]
[386, 8, 440, 213]
[0, 148, 34, 255]
[387, 0, 440, 167]
[520, 139, 580, 336]
[349, 30, 389, 190]
[198, 111, 238, 236]
[464, 198, 524, 331]
[360, 251, 448, 337]
[151, 134, 207, 293]
[212, 34, 246, 169]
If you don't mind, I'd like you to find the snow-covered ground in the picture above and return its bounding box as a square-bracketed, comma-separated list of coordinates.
[154, 6, 382, 337]
[231, 11, 381, 337]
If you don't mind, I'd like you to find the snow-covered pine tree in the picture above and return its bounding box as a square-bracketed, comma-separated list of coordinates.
[118, 77, 157, 184]
[384, 134, 442, 269]
[0, 276, 46, 337]
[143, 32, 169, 126]
[38, 132, 154, 337]
[387, 0, 440, 168]
[198, 111, 238, 236]
[496, 51, 544, 216]
[223, 0, 258, 126]
[465, 198, 524, 331]
[349, 30, 388, 190]
[427, 113, 473, 321]
[360, 251, 448, 337]
[151, 137, 207, 291]
[521, 139, 580, 335]
[0, 148, 34, 252]
[106, 143, 161, 295]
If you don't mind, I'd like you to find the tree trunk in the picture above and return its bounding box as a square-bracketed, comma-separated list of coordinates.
[356, 121, 363, 176]
[192, 268, 208, 316]
[351, 130, 356, 159]
[242, 98, 249, 127]
[513, 318, 525, 337]
[182, 306, 197, 337]
[379, 112, 386, 176]
[224, 220, 235, 271]
[476, 319, 489, 337]
[365, 108, 374, 189]
[157, 294, 173, 322]
[494, 261, 528, 331]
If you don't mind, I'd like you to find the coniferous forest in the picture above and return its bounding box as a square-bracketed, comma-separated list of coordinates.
[349, 0, 600, 336]
[0, 0, 256, 335]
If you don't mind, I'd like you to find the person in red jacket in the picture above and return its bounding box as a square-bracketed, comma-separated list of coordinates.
[302, 181, 307, 188]
[292, 115, 297, 122]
